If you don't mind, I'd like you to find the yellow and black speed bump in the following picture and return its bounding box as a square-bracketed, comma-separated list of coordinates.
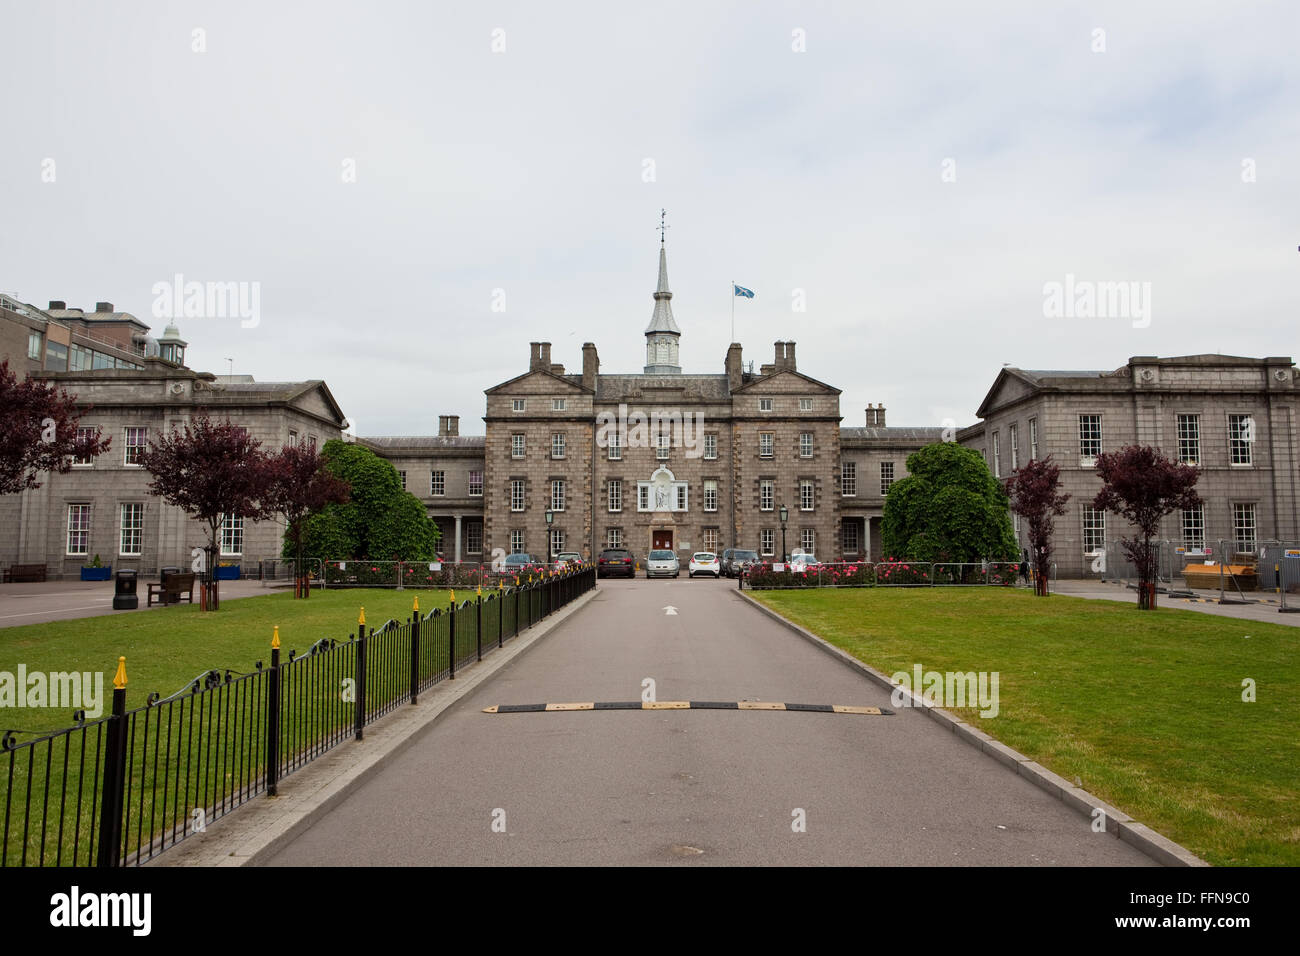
[482, 700, 892, 716]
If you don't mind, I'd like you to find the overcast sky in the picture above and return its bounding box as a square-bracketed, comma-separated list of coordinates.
[2, 1, 1297, 436]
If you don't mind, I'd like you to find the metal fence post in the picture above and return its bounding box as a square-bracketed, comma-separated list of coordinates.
[355, 625, 369, 740]
[449, 598, 457, 680]
[410, 598, 421, 704]
[267, 631, 281, 796]
[476, 592, 483, 662]
[95, 656, 129, 869]
[498, 591, 504, 648]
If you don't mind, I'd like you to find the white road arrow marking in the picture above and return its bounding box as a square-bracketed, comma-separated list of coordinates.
[662, 606, 678, 615]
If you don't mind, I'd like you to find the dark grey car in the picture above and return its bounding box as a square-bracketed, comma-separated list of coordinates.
[721, 549, 759, 578]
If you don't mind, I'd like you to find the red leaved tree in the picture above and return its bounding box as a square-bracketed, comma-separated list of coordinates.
[266, 441, 350, 598]
[1093, 445, 1202, 610]
[138, 417, 276, 610]
[1004, 455, 1071, 596]
[0, 359, 112, 494]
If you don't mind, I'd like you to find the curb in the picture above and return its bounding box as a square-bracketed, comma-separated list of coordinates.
[153, 586, 602, 867]
[734, 588, 1209, 867]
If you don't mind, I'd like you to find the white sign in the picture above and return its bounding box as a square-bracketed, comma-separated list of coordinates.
[773, 563, 786, 572]
[429, 562, 441, 571]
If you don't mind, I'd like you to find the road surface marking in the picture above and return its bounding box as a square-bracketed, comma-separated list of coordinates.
[484, 700, 892, 716]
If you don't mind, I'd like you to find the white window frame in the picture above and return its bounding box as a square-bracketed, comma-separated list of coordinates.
[398, 469, 407, 489]
[799, 398, 813, 412]
[220, 513, 244, 556]
[430, 470, 444, 496]
[1082, 506, 1105, 554]
[1079, 414, 1102, 465]
[549, 528, 565, 556]
[1233, 503, 1257, 552]
[1009, 423, 1019, 471]
[842, 521, 859, 554]
[703, 479, 718, 512]
[759, 398, 773, 412]
[880, 461, 895, 496]
[799, 479, 814, 511]
[551, 398, 566, 411]
[72, 426, 97, 466]
[551, 479, 565, 512]
[468, 471, 483, 497]
[760, 479, 774, 511]
[1228, 414, 1253, 466]
[703, 529, 719, 553]
[27, 330, 42, 360]
[511, 434, 525, 459]
[512, 399, 526, 413]
[510, 529, 525, 554]
[703, 434, 717, 460]
[124, 426, 148, 466]
[799, 433, 813, 458]
[759, 432, 774, 459]
[465, 521, 483, 555]
[675, 484, 688, 511]
[1177, 414, 1200, 465]
[606, 528, 623, 550]
[119, 503, 143, 556]
[608, 431, 622, 460]
[551, 432, 566, 460]
[638, 485, 650, 511]
[510, 479, 526, 512]
[656, 431, 670, 461]
[1029, 417, 1038, 461]
[841, 461, 856, 497]
[992, 431, 1001, 478]
[800, 529, 815, 553]
[1181, 505, 1205, 552]
[760, 529, 775, 556]
[608, 479, 622, 513]
[66, 503, 90, 556]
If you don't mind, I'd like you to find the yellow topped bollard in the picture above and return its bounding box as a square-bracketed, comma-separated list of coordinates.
[113, 656, 127, 690]
[450, 589, 456, 604]
[413, 594, 420, 613]
[272, 626, 280, 650]
[359, 606, 366, 626]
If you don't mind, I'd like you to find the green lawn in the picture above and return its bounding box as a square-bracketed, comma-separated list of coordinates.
[749, 587, 1299, 867]
[1, 588, 459, 732]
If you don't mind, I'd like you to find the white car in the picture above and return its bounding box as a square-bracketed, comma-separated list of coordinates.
[787, 553, 820, 572]
[689, 552, 720, 578]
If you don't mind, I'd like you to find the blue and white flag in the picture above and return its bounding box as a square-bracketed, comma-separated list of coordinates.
[733, 284, 755, 298]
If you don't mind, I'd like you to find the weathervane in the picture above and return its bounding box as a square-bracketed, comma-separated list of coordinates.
[658, 208, 669, 244]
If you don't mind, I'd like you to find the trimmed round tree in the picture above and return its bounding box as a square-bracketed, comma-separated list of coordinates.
[882, 442, 1018, 563]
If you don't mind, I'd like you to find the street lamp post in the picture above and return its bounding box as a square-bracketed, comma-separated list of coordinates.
[545, 509, 554, 567]
[779, 504, 789, 565]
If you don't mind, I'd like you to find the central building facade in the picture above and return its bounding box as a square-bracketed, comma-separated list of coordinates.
[481, 242, 851, 562]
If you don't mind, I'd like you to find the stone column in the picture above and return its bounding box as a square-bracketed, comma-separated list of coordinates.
[454, 514, 462, 564]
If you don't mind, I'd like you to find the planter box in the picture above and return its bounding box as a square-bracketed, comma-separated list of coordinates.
[215, 565, 241, 581]
[80, 566, 112, 581]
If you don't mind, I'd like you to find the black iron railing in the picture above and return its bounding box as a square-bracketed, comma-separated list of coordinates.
[2, 567, 596, 867]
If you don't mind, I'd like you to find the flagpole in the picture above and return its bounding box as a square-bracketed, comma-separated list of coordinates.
[730, 280, 734, 343]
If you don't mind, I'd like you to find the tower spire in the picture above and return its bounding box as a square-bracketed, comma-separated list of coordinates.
[644, 220, 681, 374]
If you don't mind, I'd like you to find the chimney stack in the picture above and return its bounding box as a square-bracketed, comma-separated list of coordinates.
[539, 342, 552, 368]
[865, 404, 888, 426]
[95, 301, 114, 314]
[725, 343, 743, 390]
[48, 300, 65, 310]
[582, 342, 599, 391]
[529, 342, 543, 371]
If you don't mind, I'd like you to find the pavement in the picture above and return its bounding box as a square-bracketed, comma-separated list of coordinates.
[255, 576, 1158, 866]
[0, 578, 284, 627]
[1051, 579, 1300, 627]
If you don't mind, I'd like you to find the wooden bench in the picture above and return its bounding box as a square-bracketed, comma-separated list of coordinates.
[3, 564, 48, 583]
[148, 572, 196, 607]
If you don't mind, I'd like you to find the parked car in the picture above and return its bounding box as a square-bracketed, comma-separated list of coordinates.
[597, 549, 636, 578]
[721, 549, 759, 578]
[787, 552, 821, 572]
[554, 551, 584, 570]
[645, 550, 680, 578]
[689, 552, 720, 578]
[502, 553, 544, 577]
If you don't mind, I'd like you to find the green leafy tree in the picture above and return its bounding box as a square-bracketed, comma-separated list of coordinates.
[881, 442, 1018, 562]
[289, 439, 440, 563]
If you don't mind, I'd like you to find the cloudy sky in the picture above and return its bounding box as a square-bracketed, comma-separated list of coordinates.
[2, 1, 1297, 435]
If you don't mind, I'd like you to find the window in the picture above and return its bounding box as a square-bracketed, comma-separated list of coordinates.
[880, 461, 895, 495]
[608, 479, 623, 512]
[676, 484, 688, 511]
[510, 480, 526, 512]
[1176, 414, 1200, 464]
[66, 504, 90, 555]
[468, 471, 483, 497]
[431, 471, 445, 496]
[759, 398, 773, 412]
[1079, 415, 1102, 463]
[638, 485, 650, 510]
[800, 529, 815, 553]
[1029, 417, 1038, 461]
[220, 513, 244, 556]
[1233, 503, 1257, 552]
[512, 434, 525, 459]
[1181, 505, 1205, 552]
[606, 528, 623, 549]
[551, 479, 565, 511]
[551, 433, 566, 459]
[510, 529, 525, 554]
[608, 431, 622, 460]
[119, 503, 143, 555]
[512, 399, 526, 413]
[703, 529, 719, 552]
[992, 432, 1001, 477]
[551, 398, 566, 411]
[1228, 414, 1253, 465]
[799, 398, 813, 412]
[1082, 507, 1105, 554]
[800, 479, 814, 511]
[308, 435, 316, 449]
[549, 529, 565, 556]
[289, 429, 298, 444]
[842, 521, 859, 554]
[760, 529, 775, 556]
[44, 341, 68, 371]
[1009, 424, 1018, 471]
[704, 479, 718, 512]
[124, 426, 148, 466]
[703, 434, 717, 460]
[398, 470, 407, 489]
[799, 433, 813, 458]
[759, 433, 774, 458]
[841, 461, 856, 497]
[73, 426, 97, 466]
[69, 344, 93, 371]
[27, 331, 41, 360]
[656, 431, 670, 460]
[760, 480, 774, 511]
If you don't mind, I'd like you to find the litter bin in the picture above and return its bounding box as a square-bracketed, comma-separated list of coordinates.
[113, 569, 138, 610]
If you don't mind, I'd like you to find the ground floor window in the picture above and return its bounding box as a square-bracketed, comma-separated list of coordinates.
[1082, 507, 1105, 554]
[1233, 503, 1257, 553]
[66, 504, 90, 555]
[1181, 505, 1204, 552]
[800, 529, 815, 553]
[465, 521, 483, 554]
[220, 513, 244, 555]
[549, 528, 565, 557]
[606, 528, 623, 549]
[510, 529, 524, 554]
[760, 529, 774, 556]
[119, 503, 143, 556]
[702, 528, 719, 552]
[842, 521, 859, 554]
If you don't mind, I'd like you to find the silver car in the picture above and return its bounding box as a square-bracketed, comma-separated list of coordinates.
[645, 549, 680, 578]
